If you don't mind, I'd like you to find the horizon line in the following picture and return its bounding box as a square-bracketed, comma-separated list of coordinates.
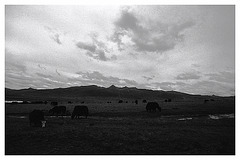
[5, 84, 235, 97]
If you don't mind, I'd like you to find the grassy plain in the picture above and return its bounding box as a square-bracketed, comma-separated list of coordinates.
[5, 98, 235, 155]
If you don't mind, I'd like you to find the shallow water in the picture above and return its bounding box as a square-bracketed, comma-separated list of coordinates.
[177, 117, 193, 121]
[209, 113, 234, 120]
[7, 115, 27, 119]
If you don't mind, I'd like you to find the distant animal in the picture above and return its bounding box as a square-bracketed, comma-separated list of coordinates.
[49, 106, 66, 116]
[142, 100, 147, 103]
[51, 101, 58, 106]
[68, 101, 72, 104]
[146, 102, 161, 112]
[71, 105, 89, 119]
[81, 101, 85, 104]
[135, 100, 138, 105]
[204, 99, 209, 103]
[118, 100, 123, 103]
[165, 99, 172, 102]
[29, 110, 45, 127]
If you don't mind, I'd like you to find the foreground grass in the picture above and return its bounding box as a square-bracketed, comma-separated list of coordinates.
[5, 114, 234, 155]
[5, 100, 235, 155]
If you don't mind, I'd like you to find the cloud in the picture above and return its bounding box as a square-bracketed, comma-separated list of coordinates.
[152, 80, 234, 96]
[115, 9, 140, 31]
[36, 73, 53, 79]
[142, 75, 155, 81]
[6, 73, 33, 89]
[113, 8, 195, 52]
[76, 42, 96, 52]
[86, 50, 108, 61]
[176, 72, 201, 80]
[38, 64, 46, 70]
[44, 26, 63, 45]
[154, 82, 175, 90]
[5, 6, 234, 96]
[206, 71, 234, 84]
[76, 35, 116, 61]
[73, 71, 139, 87]
[153, 82, 187, 91]
[52, 34, 61, 45]
[181, 80, 235, 96]
[76, 41, 107, 61]
[56, 69, 61, 76]
[5, 50, 27, 73]
[191, 64, 201, 68]
[7, 70, 70, 89]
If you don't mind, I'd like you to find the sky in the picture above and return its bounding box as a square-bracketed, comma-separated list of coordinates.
[5, 5, 235, 96]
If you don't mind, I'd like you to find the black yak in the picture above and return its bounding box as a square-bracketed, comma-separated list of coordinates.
[49, 106, 66, 116]
[29, 110, 46, 127]
[165, 99, 172, 102]
[71, 105, 89, 119]
[204, 99, 209, 103]
[135, 100, 138, 104]
[118, 100, 123, 103]
[146, 102, 161, 112]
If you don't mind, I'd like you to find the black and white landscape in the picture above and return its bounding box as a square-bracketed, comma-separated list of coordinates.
[5, 5, 235, 155]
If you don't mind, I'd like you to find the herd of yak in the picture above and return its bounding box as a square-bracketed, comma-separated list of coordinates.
[29, 102, 161, 127]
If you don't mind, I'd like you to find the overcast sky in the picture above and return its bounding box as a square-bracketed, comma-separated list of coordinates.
[5, 5, 235, 96]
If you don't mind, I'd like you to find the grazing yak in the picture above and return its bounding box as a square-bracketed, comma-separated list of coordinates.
[49, 106, 66, 116]
[118, 100, 123, 103]
[71, 105, 89, 119]
[146, 102, 161, 112]
[135, 100, 138, 104]
[204, 99, 209, 103]
[165, 99, 172, 102]
[29, 110, 46, 127]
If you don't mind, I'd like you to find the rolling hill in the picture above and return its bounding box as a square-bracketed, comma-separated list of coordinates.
[5, 85, 228, 102]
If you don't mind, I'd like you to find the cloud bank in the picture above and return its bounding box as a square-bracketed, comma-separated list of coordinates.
[113, 8, 195, 52]
[5, 5, 235, 96]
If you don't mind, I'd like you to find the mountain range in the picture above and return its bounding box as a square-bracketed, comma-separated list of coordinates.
[5, 85, 228, 102]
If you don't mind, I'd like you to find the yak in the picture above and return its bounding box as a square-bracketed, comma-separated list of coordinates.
[29, 110, 46, 127]
[71, 105, 89, 119]
[135, 100, 138, 105]
[204, 99, 209, 103]
[146, 102, 161, 112]
[49, 106, 66, 116]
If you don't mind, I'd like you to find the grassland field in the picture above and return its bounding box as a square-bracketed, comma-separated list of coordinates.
[5, 98, 235, 155]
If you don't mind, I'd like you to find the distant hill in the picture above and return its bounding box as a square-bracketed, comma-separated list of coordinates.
[5, 85, 228, 102]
